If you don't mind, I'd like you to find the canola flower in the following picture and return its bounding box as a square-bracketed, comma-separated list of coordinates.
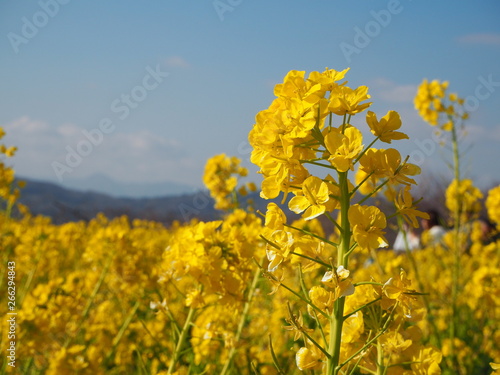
[248, 68, 440, 375]
[0, 69, 498, 375]
[414, 79, 500, 374]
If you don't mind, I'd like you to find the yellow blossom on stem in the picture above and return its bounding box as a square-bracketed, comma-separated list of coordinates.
[295, 345, 324, 371]
[409, 346, 443, 374]
[328, 85, 372, 116]
[264, 202, 287, 231]
[349, 204, 388, 251]
[383, 269, 420, 318]
[308, 67, 349, 93]
[325, 126, 364, 172]
[445, 179, 483, 219]
[321, 265, 355, 298]
[395, 186, 429, 228]
[308, 286, 336, 314]
[289, 176, 332, 220]
[366, 110, 408, 144]
[265, 230, 294, 272]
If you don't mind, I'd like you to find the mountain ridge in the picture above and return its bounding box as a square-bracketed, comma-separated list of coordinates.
[15, 176, 222, 225]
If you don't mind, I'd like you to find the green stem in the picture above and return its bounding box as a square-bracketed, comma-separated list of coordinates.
[350, 171, 375, 197]
[290, 251, 331, 269]
[327, 171, 351, 375]
[338, 304, 396, 372]
[300, 159, 338, 171]
[377, 340, 384, 375]
[220, 265, 261, 375]
[283, 223, 338, 248]
[353, 136, 380, 165]
[105, 300, 141, 364]
[449, 122, 462, 372]
[167, 304, 196, 374]
[357, 178, 390, 205]
[396, 217, 442, 349]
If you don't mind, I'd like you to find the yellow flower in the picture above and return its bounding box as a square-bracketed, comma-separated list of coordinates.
[491, 363, 500, 373]
[259, 157, 308, 200]
[185, 289, 205, 308]
[295, 346, 324, 371]
[385, 149, 420, 186]
[445, 179, 483, 217]
[325, 127, 364, 172]
[415, 78, 467, 132]
[342, 311, 364, 344]
[308, 286, 336, 314]
[366, 110, 408, 144]
[486, 185, 500, 227]
[378, 330, 412, 358]
[383, 269, 420, 318]
[264, 202, 287, 231]
[289, 176, 331, 220]
[284, 310, 313, 341]
[395, 186, 429, 228]
[348, 204, 388, 251]
[203, 154, 247, 210]
[409, 346, 442, 374]
[308, 67, 350, 92]
[355, 167, 378, 195]
[321, 266, 355, 298]
[328, 85, 372, 115]
[265, 230, 294, 271]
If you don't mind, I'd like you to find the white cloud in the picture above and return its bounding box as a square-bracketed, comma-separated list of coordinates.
[458, 33, 500, 46]
[58, 123, 82, 137]
[165, 56, 191, 68]
[466, 123, 500, 142]
[5, 116, 50, 134]
[370, 78, 418, 104]
[1, 117, 197, 185]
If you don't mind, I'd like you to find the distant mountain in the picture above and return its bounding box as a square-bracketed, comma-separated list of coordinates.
[13, 177, 406, 245]
[59, 173, 196, 198]
[16, 177, 222, 225]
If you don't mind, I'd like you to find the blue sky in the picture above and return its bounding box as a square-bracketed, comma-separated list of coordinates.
[1, 0, 500, 195]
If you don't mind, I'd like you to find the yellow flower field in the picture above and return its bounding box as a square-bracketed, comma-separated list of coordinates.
[1, 68, 499, 374]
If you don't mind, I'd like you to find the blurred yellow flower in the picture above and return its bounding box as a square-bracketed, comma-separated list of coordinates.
[295, 346, 324, 371]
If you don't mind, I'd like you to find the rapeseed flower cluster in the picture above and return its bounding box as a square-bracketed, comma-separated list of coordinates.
[203, 153, 255, 210]
[0, 128, 24, 210]
[249, 68, 440, 374]
[414, 79, 500, 374]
